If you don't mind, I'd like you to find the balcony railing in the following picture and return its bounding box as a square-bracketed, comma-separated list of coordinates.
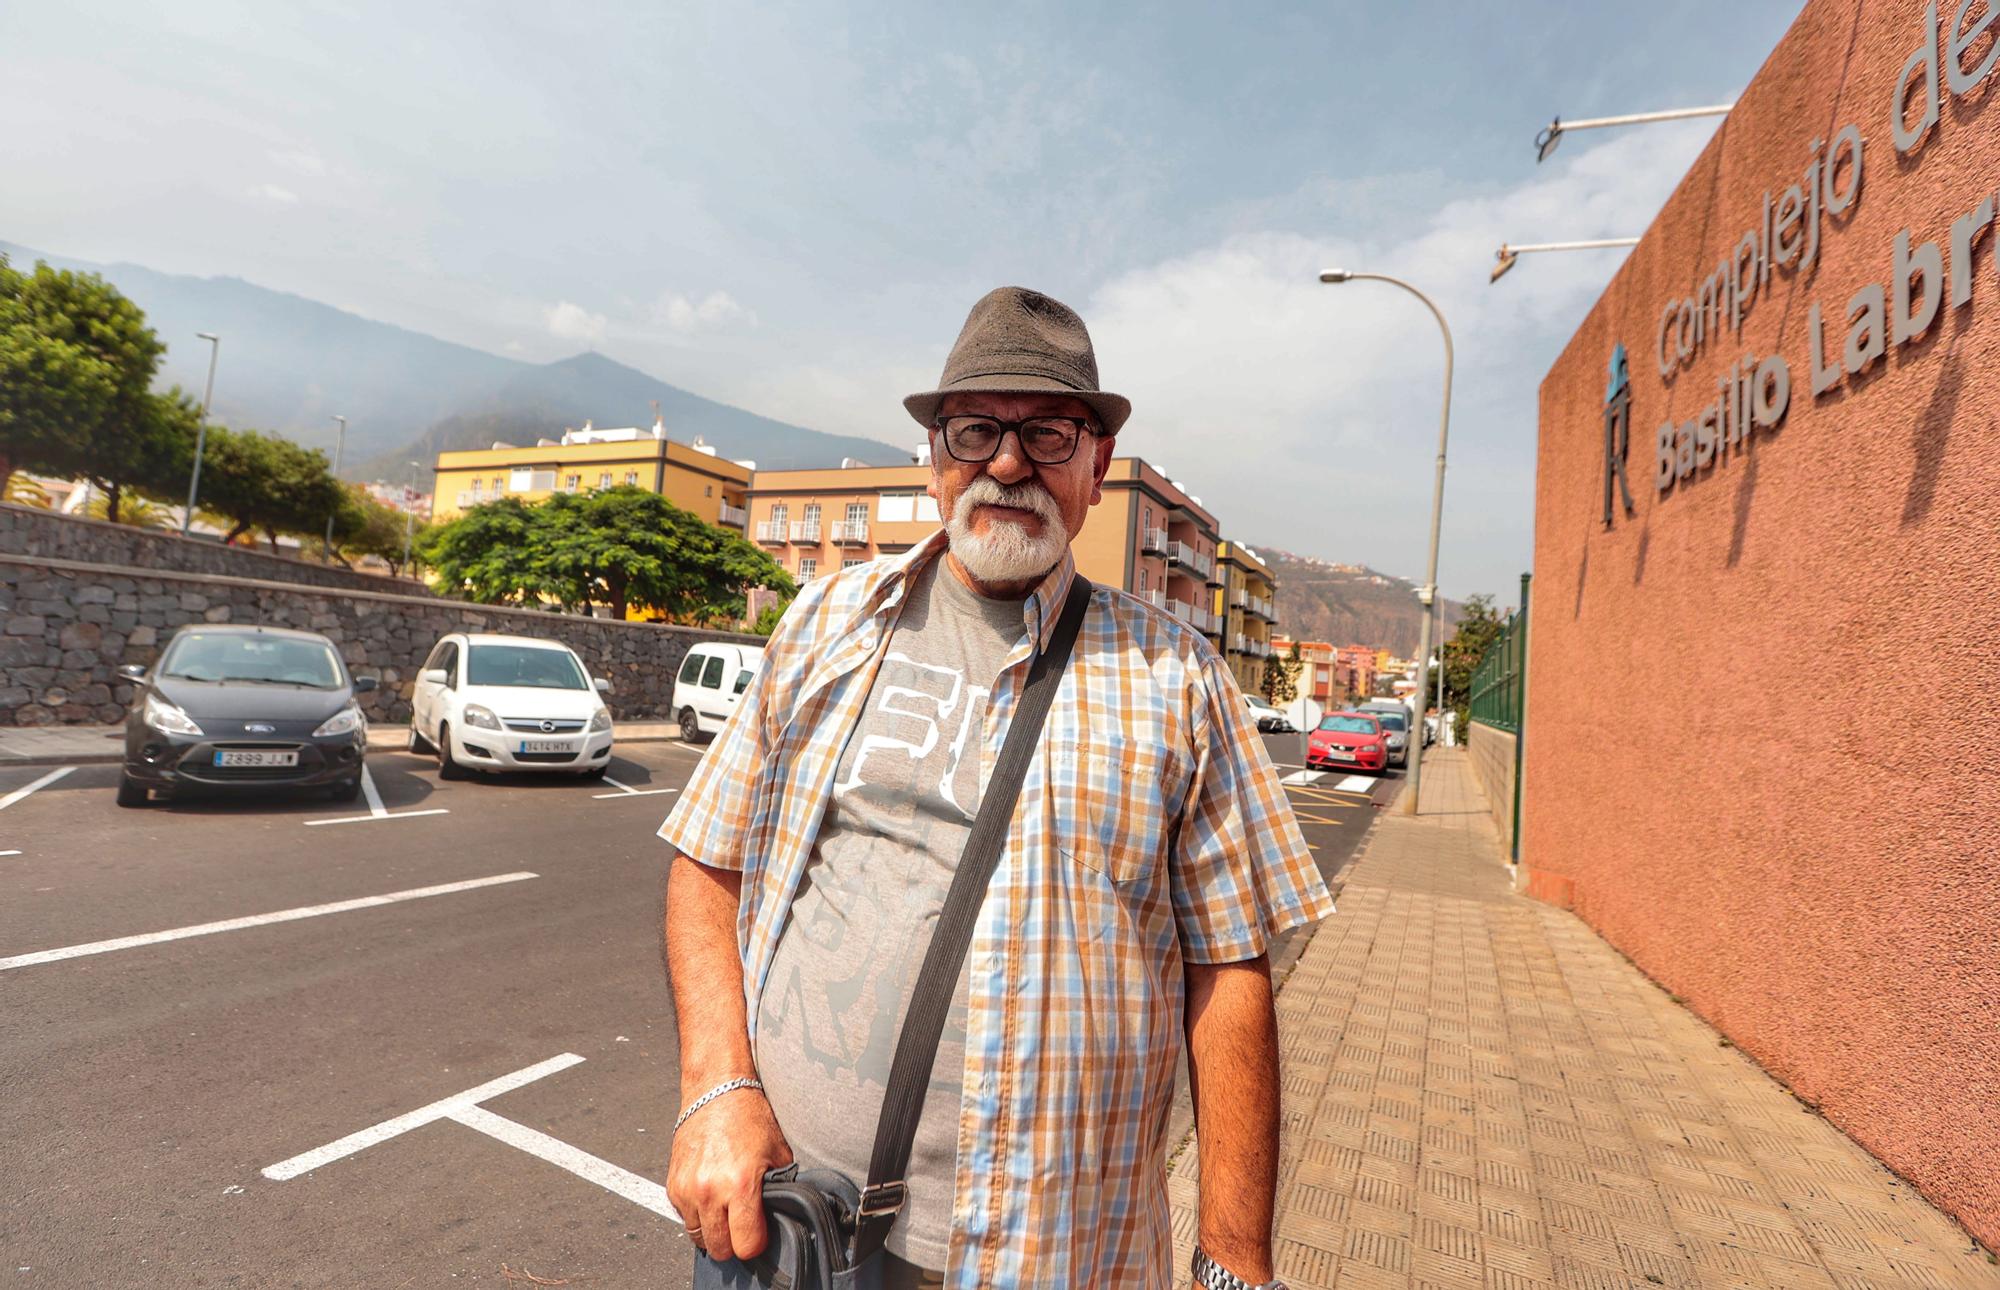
[455, 491, 483, 507]
[1143, 589, 1166, 609]
[1228, 587, 1247, 609]
[1141, 527, 1169, 555]
[1229, 632, 1247, 653]
[1166, 542, 1215, 580]
[1243, 594, 1273, 621]
[789, 521, 822, 544]
[831, 519, 870, 546]
[717, 502, 748, 528]
[755, 520, 787, 545]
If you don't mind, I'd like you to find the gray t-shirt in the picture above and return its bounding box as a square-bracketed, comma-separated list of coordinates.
[755, 559, 1027, 1269]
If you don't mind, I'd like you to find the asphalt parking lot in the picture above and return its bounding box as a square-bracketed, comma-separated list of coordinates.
[0, 731, 1397, 1286]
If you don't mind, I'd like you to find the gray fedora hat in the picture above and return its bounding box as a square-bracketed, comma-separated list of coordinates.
[903, 286, 1132, 435]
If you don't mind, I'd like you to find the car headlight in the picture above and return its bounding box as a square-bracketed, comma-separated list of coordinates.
[143, 692, 204, 736]
[462, 704, 502, 731]
[313, 705, 366, 738]
[588, 707, 612, 733]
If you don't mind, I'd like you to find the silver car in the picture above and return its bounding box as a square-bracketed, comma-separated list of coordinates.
[1358, 702, 1412, 768]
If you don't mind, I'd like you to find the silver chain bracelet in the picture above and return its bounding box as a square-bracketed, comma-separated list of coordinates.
[673, 1076, 764, 1133]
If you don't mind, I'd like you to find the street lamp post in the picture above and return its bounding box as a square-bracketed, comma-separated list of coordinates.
[1534, 103, 1734, 162]
[401, 460, 424, 576]
[181, 332, 221, 536]
[324, 415, 346, 563]
[1489, 237, 1641, 283]
[1319, 269, 1453, 816]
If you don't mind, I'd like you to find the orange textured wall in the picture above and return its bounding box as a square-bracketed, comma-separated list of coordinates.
[1525, 0, 2000, 1247]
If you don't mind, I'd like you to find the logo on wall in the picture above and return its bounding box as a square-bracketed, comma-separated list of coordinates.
[1602, 343, 1634, 526]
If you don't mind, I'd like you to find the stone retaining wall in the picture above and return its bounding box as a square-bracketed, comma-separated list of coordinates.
[0, 502, 430, 596]
[0, 555, 761, 726]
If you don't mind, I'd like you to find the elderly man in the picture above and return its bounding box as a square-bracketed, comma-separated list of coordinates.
[662, 287, 1332, 1289]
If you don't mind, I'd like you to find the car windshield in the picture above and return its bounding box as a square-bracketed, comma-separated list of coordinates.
[467, 644, 587, 690]
[160, 632, 344, 689]
[1374, 713, 1407, 731]
[1317, 715, 1379, 734]
[1247, 696, 1275, 710]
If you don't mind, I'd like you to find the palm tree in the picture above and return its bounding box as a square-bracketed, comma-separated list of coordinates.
[84, 492, 174, 529]
[3, 472, 51, 508]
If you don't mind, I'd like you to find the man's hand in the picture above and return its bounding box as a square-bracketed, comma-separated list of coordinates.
[668, 1087, 794, 1263]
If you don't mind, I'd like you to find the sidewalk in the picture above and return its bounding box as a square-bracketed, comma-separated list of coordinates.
[0, 720, 686, 765]
[1170, 749, 1997, 1290]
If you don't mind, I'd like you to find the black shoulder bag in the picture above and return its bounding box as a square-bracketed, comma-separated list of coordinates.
[694, 576, 1092, 1289]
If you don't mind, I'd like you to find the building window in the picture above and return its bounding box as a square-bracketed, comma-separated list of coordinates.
[845, 501, 868, 524]
[598, 472, 612, 489]
[799, 557, 818, 579]
[771, 503, 789, 526]
[917, 495, 940, 522]
[878, 492, 915, 522]
[469, 479, 483, 499]
[802, 502, 821, 525]
[1139, 569, 1148, 592]
[705, 484, 713, 497]
[843, 558, 862, 569]
[493, 475, 506, 493]
[624, 471, 638, 486]
[564, 474, 582, 493]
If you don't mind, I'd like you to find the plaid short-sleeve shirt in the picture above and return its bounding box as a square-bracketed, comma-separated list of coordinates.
[659, 531, 1333, 1288]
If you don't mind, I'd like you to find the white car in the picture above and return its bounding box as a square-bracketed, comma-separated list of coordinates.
[409, 633, 614, 777]
[672, 642, 764, 741]
[1244, 693, 1294, 733]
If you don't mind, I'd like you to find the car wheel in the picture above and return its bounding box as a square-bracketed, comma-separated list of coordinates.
[408, 723, 433, 755]
[115, 773, 151, 808]
[678, 706, 702, 742]
[437, 723, 467, 780]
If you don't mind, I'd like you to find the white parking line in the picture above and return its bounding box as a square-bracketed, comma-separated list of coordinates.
[0, 766, 74, 811]
[262, 1052, 681, 1222]
[0, 850, 19, 857]
[0, 871, 538, 972]
[1281, 770, 1326, 785]
[593, 776, 679, 800]
[450, 1104, 676, 1219]
[1333, 775, 1378, 794]
[359, 764, 388, 817]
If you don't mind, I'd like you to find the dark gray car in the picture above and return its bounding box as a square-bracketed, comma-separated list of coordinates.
[117, 624, 376, 807]
[1358, 702, 1412, 768]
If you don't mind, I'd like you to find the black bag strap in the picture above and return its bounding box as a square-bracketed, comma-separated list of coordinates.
[850, 574, 1092, 1262]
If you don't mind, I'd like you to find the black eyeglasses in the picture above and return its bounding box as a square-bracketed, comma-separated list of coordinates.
[934, 415, 1097, 465]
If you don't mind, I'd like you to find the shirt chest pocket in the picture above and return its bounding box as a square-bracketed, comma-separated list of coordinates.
[1047, 736, 1188, 883]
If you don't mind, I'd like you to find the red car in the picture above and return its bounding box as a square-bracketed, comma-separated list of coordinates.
[1307, 712, 1389, 773]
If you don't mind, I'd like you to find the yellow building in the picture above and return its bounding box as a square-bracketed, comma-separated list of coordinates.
[1215, 542, 1278, 693]
[430, 420, 751, 531]
[744, 452, 1270, 656]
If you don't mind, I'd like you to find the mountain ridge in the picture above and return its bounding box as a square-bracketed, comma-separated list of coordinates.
[1251, 544, 1468, 657]
[0, 240, 909, 476]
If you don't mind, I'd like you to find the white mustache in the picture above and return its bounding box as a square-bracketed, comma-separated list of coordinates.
[955, 477, 1060, 526]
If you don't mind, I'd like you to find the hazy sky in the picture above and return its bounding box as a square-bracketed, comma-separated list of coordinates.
[5, 0, 1803, 601]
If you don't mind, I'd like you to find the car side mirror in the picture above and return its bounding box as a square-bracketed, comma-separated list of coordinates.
[593, 677, 612, 694]
[118, 663, 148, 682]
[352, 676, 379, 693]
[421, 668, 449, 686]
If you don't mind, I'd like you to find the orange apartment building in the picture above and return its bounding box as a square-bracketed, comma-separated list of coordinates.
[1269, 635, 1379, 708]
[744, 454, 1276, 679]
[1215, 541, 1277, 693]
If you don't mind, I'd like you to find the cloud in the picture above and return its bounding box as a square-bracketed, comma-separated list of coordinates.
[543, 300, 608, 345]
[269, 149, 327, 177]
[249, 183, 300, 205]
[653, 289, 754, 333]
[1070, 120, 1717, 594]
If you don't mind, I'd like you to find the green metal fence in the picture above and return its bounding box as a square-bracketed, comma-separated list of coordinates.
[1468, 580, 1527, 734]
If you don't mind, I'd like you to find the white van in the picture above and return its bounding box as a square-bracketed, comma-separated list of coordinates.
[672, 642, 765, 741]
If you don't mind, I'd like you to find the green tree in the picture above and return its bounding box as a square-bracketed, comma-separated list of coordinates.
[752, 596, 795, 636]
[3, 471, 50, 506]
[189, 424, 346, 546]
[532, 487, 793, 621]
[416, 495, 550, 606]
[0, 255, 191, 521]
[1428, 594, 1505, 737]
[418, 487, 793, 620]
[1261, 641, 1300, 707]
[335, 488, 420, 577]
[83, 490, 174, 529]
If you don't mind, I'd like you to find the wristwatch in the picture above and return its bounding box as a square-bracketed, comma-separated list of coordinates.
[1192, 1246, 1288, 1290]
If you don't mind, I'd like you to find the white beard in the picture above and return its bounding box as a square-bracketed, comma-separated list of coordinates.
[945, 477, 1070, 585]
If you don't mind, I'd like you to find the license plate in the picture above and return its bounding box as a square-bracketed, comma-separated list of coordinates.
[1328, 748, 1355, 760]
[518, 739, 571, 754]
[214, 749, 298, 767]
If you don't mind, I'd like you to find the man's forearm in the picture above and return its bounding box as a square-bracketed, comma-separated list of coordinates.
[665, 851, 756, 1090]
[1184, 954, 1281, 1284]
